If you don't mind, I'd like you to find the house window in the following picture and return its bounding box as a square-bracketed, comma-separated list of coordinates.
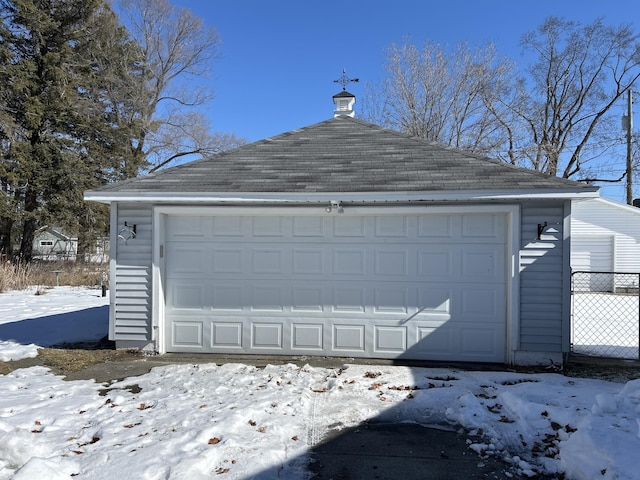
[40, 240, 53, 246]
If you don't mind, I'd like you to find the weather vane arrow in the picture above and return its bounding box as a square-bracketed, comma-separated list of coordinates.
[333, 68, 359, 91]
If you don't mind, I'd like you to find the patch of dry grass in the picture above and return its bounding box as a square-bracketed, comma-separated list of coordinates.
[0, 347, 144, 377]
[0, 260, 108, 293]
[37, 347, 143, 374]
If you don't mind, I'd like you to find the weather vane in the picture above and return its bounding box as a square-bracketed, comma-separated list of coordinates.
[333, 68, 359, 91]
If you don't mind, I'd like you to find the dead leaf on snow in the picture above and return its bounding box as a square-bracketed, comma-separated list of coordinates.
[208, 437, 221, 445]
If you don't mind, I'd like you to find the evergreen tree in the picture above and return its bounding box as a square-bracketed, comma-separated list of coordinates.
[0, 0, 144, 262]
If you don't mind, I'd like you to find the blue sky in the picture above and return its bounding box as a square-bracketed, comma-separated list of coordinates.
[172, 0, 638, 201]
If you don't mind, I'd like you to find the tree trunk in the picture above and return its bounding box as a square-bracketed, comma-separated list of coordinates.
[0, 217, 13, 259]
[18, 187, 38, 263]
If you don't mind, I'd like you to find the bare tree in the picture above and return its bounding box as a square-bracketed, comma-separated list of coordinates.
[116, 0, 244, 174]
[512, 17, 640, 178]
[361, 39, 515, 158]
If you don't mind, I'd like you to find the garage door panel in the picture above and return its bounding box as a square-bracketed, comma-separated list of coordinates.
[374, 249, 409, 276]
[252, 216, 285, 237]
[292, 323, 324, 350]
[462, 214, 505, 239]
[374, 287, 410, 314]
[292, 248, 325, 274]
[212, 216, 243, 236]
[418, 250, 453, 278]
[172, 284, 204, 309]
[170, 319, 206, 349]
[333, 216, 366, 237]
[211, 284, 244, 311]
[251, 285, 284, 311]
[252, 322, 284, 349]
[418, 215, 452, 238]
[292, 286, 324, 312]
[211, 322, 243, 348]
[418, 288, 452, 314]
[293, 216, 325, 237]
[460, 327, 502, 360]
[165, 212, 508, 362]
[374, 326, 407, 353]
[167, 215, 208, 238]
[415, 325, 454, 356]
[212, 248, 244, 273]
[332, 286, 366, 313]
[333, 324, 366, 352]
[167, 247, 206, 273]
[462, 246, 504, 279]
[375, 216, 409, 237]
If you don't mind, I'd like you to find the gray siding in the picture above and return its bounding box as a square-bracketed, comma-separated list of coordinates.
[112, 203, 153, 341]
[519, 201, 566, 353]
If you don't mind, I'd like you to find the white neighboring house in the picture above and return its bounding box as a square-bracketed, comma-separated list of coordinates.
[32, 227, 78, 257]
[571, 197, 640, 291]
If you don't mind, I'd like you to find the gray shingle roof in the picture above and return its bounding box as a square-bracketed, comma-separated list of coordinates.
[91, 116, 597, 195]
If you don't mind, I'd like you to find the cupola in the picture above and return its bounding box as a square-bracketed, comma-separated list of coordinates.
[333, 90, 356, 117]
[332, 69, 358, 118]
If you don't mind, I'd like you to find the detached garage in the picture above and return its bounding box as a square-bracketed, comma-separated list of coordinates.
[85, 99, 598, 365]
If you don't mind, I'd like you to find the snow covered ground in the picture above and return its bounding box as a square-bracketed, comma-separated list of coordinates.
[1, 287, 640, 479]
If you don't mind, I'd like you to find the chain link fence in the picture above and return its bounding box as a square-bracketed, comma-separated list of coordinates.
[571, 271, 640, 360]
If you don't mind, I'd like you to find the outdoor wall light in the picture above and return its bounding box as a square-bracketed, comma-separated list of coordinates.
[537, 222, 548, 240]
[118, 222, 137, 243]
[325, 201, 344, 214]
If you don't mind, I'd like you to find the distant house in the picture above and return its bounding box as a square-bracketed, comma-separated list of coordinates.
[85, 90, 600, 366]
[32, 227, 78, 257]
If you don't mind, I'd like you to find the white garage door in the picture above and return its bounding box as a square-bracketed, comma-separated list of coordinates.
[164, 211, 507, 362]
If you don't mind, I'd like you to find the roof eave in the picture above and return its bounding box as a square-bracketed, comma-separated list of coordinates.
[84, 188, 600, 204]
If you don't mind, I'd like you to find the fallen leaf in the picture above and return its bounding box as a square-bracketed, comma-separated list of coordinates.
[208, 437, 221, 445]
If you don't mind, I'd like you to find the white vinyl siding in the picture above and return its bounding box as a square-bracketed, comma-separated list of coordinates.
[518, 201, 567, 353]
[572, 198, 640, 272]
[111, 203, 153, 341]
